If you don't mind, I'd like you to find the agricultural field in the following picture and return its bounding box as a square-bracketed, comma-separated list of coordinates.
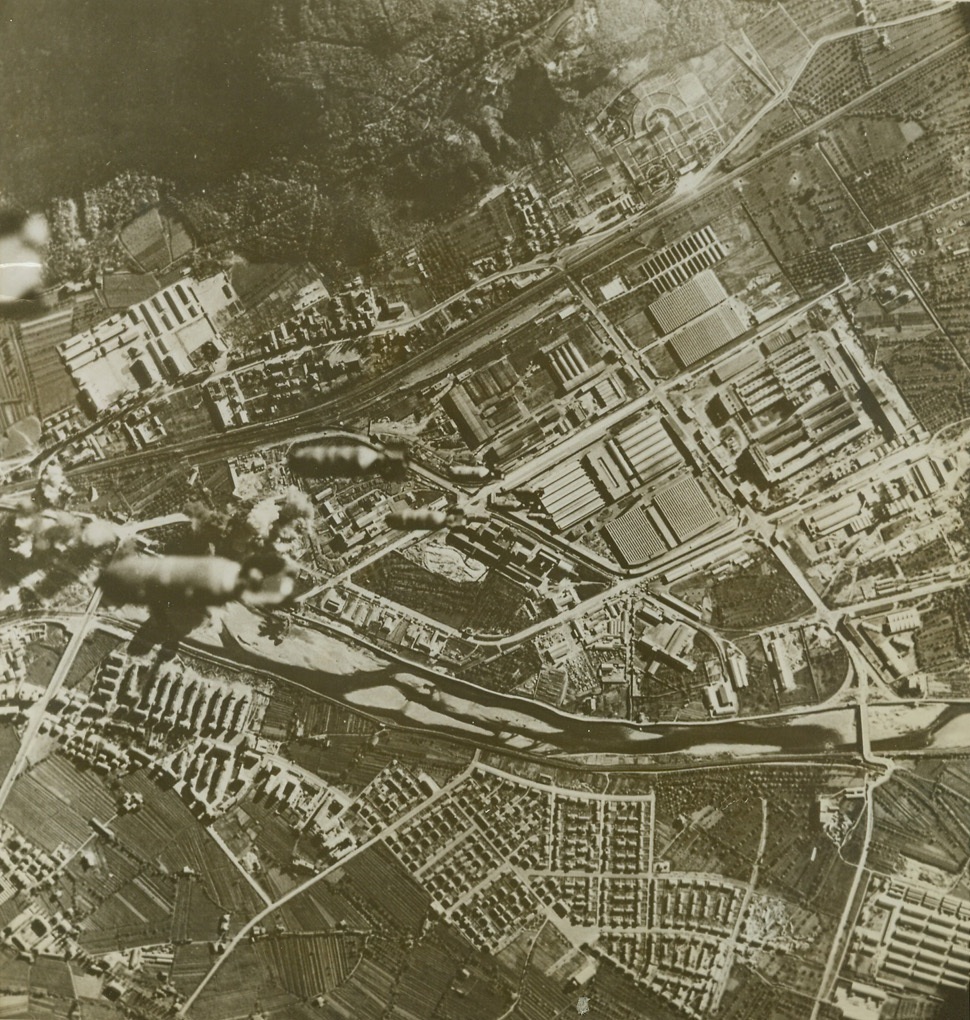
[61, 627, 125, 692]
[2, 753, 116, 853]
[22, 625, 69, 690]
[790, 37, 872, 119]
[914, 588, 969, 680]
[743, 4, 814, 89]
[156, 822, 265, 923]
[834, 39, 970, 226]
[861, 327, 970, 432]
[0, 724, 20, 782]
[736, 143, 871, 296]
[905, 243, 970, 374]
[783, 0, 855, 40]
[77, 847, 176, 953]
[184, 941, 292, 1020]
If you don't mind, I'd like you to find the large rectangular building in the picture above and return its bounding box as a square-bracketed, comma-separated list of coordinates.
[667, 298, 750, 367]
[441, 384, 493, 447]
[604, 473, 720, 566]
[545, 340, 596, 393]
[651, 474, 719, 542]
[538, 413, 685, 531]
[605, 506, 668, 565]
[648, 269, 728, 334]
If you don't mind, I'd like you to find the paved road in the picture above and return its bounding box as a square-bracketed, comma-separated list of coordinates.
[179, 755, 480, 1016]
[18, 5, 961, 508]
[0, 586, 103, 812]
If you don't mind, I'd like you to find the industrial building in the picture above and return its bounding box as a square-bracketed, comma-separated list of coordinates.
[605, 505, 669, 564]
[537, 413, 684, 531]
[441, 383, 493, 447]
[604, 472, 720, 567]
[767, 634, 796, 692]
[636, 225, 728, 294]
[884, 608, 921, 634]
[59, 316, 163, 413]
[806, 493, 872, 538]
[58, 273, 240, 413]
[545, 338, 600, 392]
[704, 679, 739, 717]
[718, 335, 877, 485]
[746, 390, 868, 484]
[648, 268, 728, 333]
[639, 621, 695, 670]
[727, 338, 834, 419]
[666, 298, 750, 367]
[651, 474, 720, 543]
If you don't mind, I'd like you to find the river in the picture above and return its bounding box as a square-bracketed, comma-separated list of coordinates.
[196, 604, 865, 760]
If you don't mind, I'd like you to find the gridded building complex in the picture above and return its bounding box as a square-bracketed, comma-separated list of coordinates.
[637, 225, 729, 293]
[605, 473, 719, 567]
[850, 880, 970, 993]
[616, 243, 754, 367]
[666, 298, 751, 367]
[604, 504, 669, 563]
[58, 274, 241, 413]
[647, 269, 728, 333]
[721, 334, 874, 483]
[537, 414, 684, 531]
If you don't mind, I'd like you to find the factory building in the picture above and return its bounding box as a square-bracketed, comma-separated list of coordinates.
[545, 339, 600, 393]
[59, 316, 161, 413]
[666, 298, 750, 367]
[767, 634, 796, 692]
[605, 505, 669, 565]
[58, 273, 239, 414]
[638, 621, 695, 670]
[537, 413, 684, 531]
[636, 225, 729, 294]
[648, 268, 728, 334]
[806, 494, 872, 538]
[746, 390, 868, 484]
[441, 383, 493, 447]
[604, 472, 720, 567]
[651, 474, 719, 543]
[884, 609, 921, 634]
